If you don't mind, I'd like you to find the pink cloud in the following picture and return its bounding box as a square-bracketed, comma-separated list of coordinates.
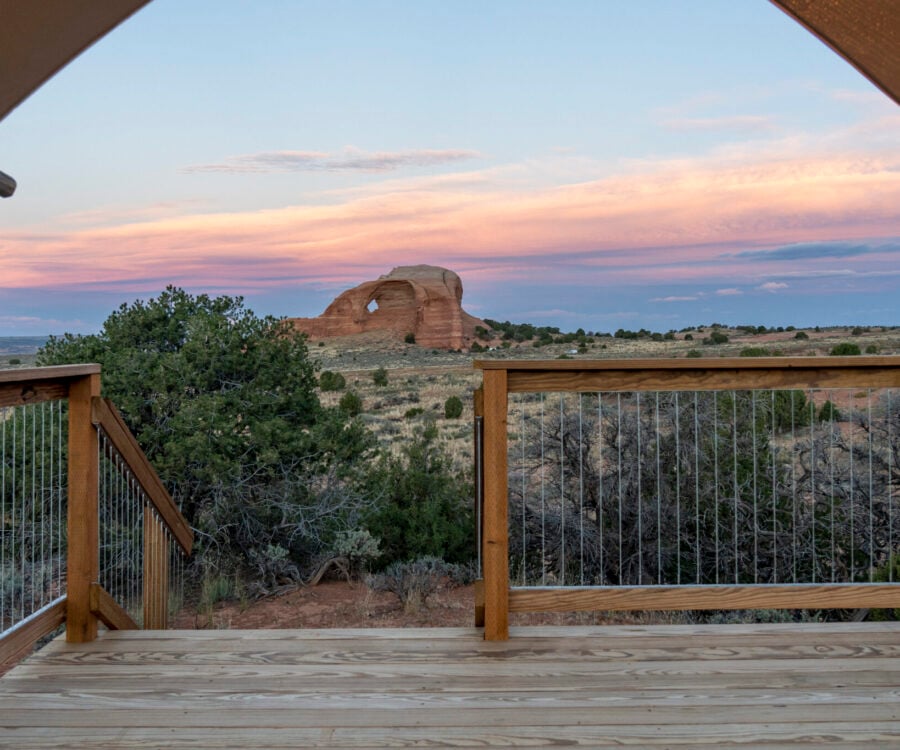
[3, 145, 900, 293]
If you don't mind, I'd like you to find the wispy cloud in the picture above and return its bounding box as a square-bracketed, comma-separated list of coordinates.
[4, 130, 900, 296]
[652, 295, 699, 302]
[735, 241, 900, 261]
[715, 288, 743, 296]
[758, 281, 788, 292]
[182, 147, 482, 174]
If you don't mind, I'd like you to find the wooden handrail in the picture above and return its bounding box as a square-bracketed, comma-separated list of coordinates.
[91, 396, 193, 555]
[476, 356, 900, 392]
[474, 356, 900, 640]
[0, 363, 100, 408]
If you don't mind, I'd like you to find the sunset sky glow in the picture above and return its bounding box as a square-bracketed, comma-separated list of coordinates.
[1, 1, 898, 335]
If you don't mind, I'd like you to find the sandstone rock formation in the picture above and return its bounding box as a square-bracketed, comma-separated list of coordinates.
[290, 266, 486, 350]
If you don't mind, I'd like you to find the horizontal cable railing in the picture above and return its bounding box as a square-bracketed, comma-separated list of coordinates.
[0, 366, 192, 668]
[474, 357, 900, 640]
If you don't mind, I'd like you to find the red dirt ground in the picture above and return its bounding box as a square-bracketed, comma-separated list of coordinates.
[174, 580, 681, 630]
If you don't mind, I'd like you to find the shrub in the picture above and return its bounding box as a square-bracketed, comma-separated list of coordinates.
[444, 395, 464, 419]
[818, 400, 841, 422]
[37, 287, 374, 583]
[851, 326, 864, 336]
[339, 390, 363, 416]
[363, 421, 473, 566]
[372, 367, 388, 387]
[319, 370, 346, 391]
[702, 331, 729, 345]
[794, 331, 809, 340]
[332, 528, 381, 578]
[740, 347, 771, 357]
[404, 332, 416, 344]
[865, 344, 879, 354]
[404, 407, 424, 420]
[7, 358, 20, 365]
[686, 349, 702, 358]
[830, 343, 861, 356]
[366, 556, 450, 612]
[684, 334, 693, 341]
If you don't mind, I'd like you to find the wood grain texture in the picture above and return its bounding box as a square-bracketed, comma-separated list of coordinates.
[142, 514, 169, 629]
[1, 624, 898, 747]
[475, 356, 900, 393]
[92, 397, 193, 554]
[0, 364, 101, 384]
[482, 369, 509, 640]
[509, 584, 900, 612]
[0, 597, 66, 670]
[66, 372, 100, 643]
[89, 584, 138, 631]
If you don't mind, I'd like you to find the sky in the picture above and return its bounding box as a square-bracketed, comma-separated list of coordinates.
[1, 0, 899, 336]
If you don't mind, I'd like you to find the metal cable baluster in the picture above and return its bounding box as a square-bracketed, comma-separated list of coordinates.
[655, 392, 661, 583]
[540, 393, 545, 587]
[713, 392, 719, 583]
[617, 393, 623, 584]
[732, 394, 738, 583]
[636, 391, 642, 584]
[829, 390, 836, 582]
[559, 393, 565, 585]
[578, 394, 584, 586]
[598, 393, 603, 585]
[868, 390, 874, 581]
[674, 392, 681, 585]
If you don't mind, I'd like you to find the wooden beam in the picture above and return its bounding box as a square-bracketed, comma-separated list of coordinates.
[509, 584, 900, 612]
[475, 356, 900, 371]
[92, 397, 193, 555]
[143, 513, 170, 629]
[66, 371, 101, 643]
[0, 596, 66, 669]
[482, 369, 509, 640]
[0, 364, 101, 383]
[473, 357, 900, 393]
[0, 364, 101, 408]
[89, 583, 138, 631]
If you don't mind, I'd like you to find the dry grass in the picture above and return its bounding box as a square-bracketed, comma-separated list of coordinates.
[310, 325, 899, 470]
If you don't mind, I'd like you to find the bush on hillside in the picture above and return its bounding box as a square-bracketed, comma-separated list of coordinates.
[319, 370, 346, 391]
[37, 287, 374, 584]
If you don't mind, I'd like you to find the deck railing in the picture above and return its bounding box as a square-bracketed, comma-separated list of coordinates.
[1, 365, 192, 668]
[474, 357, 900, 640]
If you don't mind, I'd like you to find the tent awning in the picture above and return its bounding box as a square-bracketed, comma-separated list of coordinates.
[0, 0, 150, 122]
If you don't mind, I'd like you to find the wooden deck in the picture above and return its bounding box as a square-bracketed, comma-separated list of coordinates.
[1, 622, 899, 748]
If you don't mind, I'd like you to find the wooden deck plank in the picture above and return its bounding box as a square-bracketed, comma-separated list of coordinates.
[3, 724, 899, 748]
[1, 624, 898, 748]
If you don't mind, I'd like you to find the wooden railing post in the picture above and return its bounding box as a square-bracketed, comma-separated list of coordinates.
[66, 371, 101, 642]
[482, 369, 509, 640]
[143, 514, 170, 629]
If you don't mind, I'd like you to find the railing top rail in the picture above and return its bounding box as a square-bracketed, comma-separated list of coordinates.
[0, 363, 101, 384]
[475, 356, 900, 393]
[0, 364, 102, 408]
[474, 355, 900, 371]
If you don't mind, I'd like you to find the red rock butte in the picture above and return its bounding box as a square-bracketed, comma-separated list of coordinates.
[290, 265, 487, 350]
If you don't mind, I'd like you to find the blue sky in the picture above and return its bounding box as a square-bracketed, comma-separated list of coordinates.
[1, 0, 898, 335]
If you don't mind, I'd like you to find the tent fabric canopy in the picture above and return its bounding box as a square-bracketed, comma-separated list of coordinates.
[0, 1, 897, 125]
[770, 0, 900, 106]
[0, 0, 150, 122]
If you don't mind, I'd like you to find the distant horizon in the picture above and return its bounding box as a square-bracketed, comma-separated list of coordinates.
[2, 2, 898, 336]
